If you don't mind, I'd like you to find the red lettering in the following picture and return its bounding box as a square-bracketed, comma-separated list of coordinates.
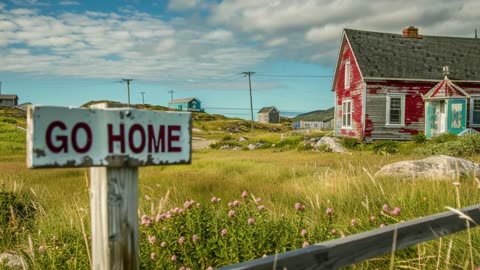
[128, 124, 146, 154]
[46, 121, 68, 153]
[168, 125, 181, 152]
[108, 124, 125, 153]
[148, 125, 165, 153]
[72, 122, 92, 153]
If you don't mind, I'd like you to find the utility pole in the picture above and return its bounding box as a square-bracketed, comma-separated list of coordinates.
[140, 92, 146, 105]
[0, 81, 2, 95]
[243, 72, 255, 130]
[122, 79, 133, 106]
[168, 90, 174, 102]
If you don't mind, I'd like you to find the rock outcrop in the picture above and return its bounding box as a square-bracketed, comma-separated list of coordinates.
[375, 155, 480, 179]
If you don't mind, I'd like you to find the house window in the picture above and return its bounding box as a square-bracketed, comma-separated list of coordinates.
[386, 94, 406, 126]
[344, 60, 351, 89]
[471, 98, 480, 125]
[342, 100, 352, 128]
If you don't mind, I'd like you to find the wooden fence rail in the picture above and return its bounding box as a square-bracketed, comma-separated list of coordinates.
[218, 204, 480, 270]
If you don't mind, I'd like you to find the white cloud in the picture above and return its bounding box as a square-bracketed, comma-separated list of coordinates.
[204, 29, 233, 42]
[168, 0, 200, 11]
[0, 5, 269, 86]
[59, 0, 80, 6]
[265, 37, 288, 47]
[3, 0, 480, 85]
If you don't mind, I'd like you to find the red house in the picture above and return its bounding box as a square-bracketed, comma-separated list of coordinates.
[332, 27, 480, 141]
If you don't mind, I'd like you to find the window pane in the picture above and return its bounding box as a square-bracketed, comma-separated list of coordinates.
[473, 111, 480, 124]
[389, 97, 402, 124]
[474, 100, 480, 111]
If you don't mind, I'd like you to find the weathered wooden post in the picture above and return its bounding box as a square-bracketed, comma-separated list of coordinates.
[27, 105, 192, 269]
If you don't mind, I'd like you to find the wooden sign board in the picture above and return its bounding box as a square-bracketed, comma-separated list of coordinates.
[27, 105, 192, 168]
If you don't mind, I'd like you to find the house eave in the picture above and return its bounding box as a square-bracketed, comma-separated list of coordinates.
[364, 77, 480, 83]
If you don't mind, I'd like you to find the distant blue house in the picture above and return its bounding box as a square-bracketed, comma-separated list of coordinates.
[169, 97, 203, 112]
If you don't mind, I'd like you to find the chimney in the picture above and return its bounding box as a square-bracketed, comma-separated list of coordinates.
[402, 26, 420, 38]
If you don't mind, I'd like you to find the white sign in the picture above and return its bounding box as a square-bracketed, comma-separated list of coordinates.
[27, 106, 192, 168]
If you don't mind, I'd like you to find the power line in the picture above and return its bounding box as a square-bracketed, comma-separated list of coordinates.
[254, 74, 333, 78]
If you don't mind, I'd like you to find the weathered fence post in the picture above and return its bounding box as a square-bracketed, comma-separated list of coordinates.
[27, 104, 192, 270]
[90, 167, 139, 269]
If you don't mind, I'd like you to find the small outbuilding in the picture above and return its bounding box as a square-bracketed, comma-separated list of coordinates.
[258, 106, 280, 123]
[0, 94, 19, 107]
[169, 97, 203, 112]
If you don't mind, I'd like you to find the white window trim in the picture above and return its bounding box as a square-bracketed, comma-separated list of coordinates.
[342, 99, 352, 128]
[344, 60, 351, 89]
[470, 95, 480, 127]
[385, 94, 406, 127]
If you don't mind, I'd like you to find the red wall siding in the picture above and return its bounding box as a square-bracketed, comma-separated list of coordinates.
[334, 40, 364, 139]
[365, 81, 435, 138]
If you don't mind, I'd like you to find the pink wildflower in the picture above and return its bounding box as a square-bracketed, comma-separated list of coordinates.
[258, 205, 265, 211]
[331, 229, 337, 235]
[192, 234, 198, 242]
[171, 255, 177, 262]
[351, 219, 356, 226]
[391, 207, 401, 216]
[38, 245, 45, 253]
[300, 229, 308, 237]
[233, 200, 240, 206]
[228, 210, 235, 217]
[302, 241, 309, 248]
[150, 252, 155, 260]
[141, 215, 151, 226]
[380, 224, 385, 228]
[160, 241, 166, 247]
[156, 213, 165, 222]
[178, 236, 185, 245]
[326, 208, 332, 215]
[221, 228, 228, 236]
[255, 197, 261, 204]
[248, 217, 255, 224]
[295, 202, 305, 211]
[370, 216, 375, 222]
[148, 235, 156, 245]
[241, 191, 248, 198]
[382, 204, 389, 212]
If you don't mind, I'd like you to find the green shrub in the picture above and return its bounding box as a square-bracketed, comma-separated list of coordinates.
[412, 133, 427, 144]
[429, 133, 458, 144]
[414, 133, 480, 157]
[371, 141, 399, 155]
[341, 137, 361, 150]
[276, 136, 303, 149]
[0, 117, 17, 124]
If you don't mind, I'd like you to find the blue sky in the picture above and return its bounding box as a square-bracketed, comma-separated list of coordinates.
[1, 0, 479, 119]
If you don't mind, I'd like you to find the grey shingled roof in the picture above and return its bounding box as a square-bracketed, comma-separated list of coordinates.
[345, 28, 480, 81]
[0, 94, 18, 99]
[258, 106, 278, 113]
[169, 97, 199, 104]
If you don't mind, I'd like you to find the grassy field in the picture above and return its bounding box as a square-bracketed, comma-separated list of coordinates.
[1, 107, 480, 269]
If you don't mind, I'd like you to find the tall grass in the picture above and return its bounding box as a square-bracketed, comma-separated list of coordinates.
[1, 111, 479, 268]
[1, 146, 479, 269]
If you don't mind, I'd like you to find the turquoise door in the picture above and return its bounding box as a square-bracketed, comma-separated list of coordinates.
[447, 99, 467, 134]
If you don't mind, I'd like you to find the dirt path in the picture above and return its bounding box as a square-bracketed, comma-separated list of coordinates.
[192, 137, 217, 150]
